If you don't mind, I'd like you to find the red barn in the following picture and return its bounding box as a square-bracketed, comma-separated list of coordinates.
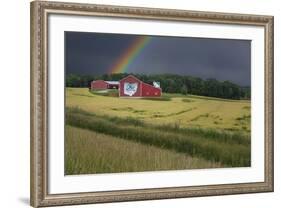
[119, 75, 161, 98]
[91, 80, 108, 90]
[91, 80, 119, 90]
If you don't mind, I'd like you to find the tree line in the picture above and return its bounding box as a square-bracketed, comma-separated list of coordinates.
[66, 73, 250, 100]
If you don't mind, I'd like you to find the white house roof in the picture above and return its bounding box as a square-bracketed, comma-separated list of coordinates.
[105, 81, 119, 85]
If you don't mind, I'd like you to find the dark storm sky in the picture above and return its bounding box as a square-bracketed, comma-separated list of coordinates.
[65, 31, 251, 86]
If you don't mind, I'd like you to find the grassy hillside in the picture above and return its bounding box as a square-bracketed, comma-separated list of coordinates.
[66, 88, 251, 132]
[65, 88, 251, 174]
[65, 125, 222, 175]
[66, 107, 250, 167]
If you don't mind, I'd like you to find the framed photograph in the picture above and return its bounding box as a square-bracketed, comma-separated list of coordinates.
[30, 1, 274, 207]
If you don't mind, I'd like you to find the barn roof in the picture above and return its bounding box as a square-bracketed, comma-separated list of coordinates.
[142, 81, 162, 90]
[92, 80, 119, 85]
[92, 80, 107, 83]
[105, 81, 119, 85]
[119, 74, 143, 83]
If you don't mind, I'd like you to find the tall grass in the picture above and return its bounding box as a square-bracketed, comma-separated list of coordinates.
[65, 126, 222, 174]
[67, 107, 250, 145]
[66, 107, 250, 167]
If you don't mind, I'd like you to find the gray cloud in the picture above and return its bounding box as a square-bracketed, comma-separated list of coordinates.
[65, 32, 251, 86]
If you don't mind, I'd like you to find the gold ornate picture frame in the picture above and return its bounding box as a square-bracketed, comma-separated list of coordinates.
[30, 1, 274, 207]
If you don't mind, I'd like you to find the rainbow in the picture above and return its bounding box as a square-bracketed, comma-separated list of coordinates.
[109, 36, 151, 74]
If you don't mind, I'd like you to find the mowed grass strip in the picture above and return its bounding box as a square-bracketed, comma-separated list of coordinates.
[65, 125, 222, 175]
[66, 107, 250, 167]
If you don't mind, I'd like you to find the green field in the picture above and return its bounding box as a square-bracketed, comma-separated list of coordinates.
[65, 125, 222, 174]
[65, 88, 251, 175]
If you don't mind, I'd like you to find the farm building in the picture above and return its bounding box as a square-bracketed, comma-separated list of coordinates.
[91, 80, 119, 90]
[119, 75, 162, 98]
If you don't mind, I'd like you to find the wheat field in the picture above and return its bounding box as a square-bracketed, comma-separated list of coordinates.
[65, 88, 251, 174]
[66, 88, 251, 132]
[65, 125, 222, 175]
